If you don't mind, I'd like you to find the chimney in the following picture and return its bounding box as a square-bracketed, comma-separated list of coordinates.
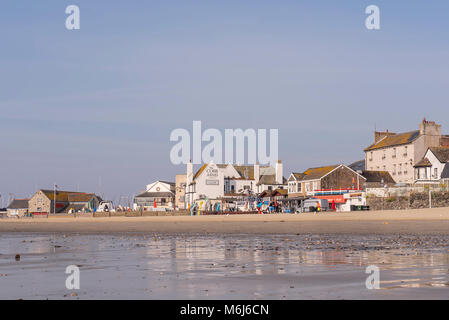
[275, 160, 283, 184]
[186, 160, 193, 186]
[254, 162, 260, 184]
[374, 130, 389, 143]
[419, 118, 441, 136]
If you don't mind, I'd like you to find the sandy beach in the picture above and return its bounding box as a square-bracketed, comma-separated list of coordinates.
[1, 207, 449, 234]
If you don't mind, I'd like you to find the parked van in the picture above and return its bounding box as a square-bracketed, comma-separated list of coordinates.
[299, 198, 329, 213]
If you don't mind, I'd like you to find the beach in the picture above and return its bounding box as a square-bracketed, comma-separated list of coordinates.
[1, 208, 448, 299]
[1, 207, 449, 234]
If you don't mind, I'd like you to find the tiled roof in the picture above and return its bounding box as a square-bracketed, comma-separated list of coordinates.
[234, 165, 255, 179]
[158, 181, 175, 186]
[429, 147, 449, 163]
[361, 171, 395, 184]
[193, 164, 208, 180]
[414, 158, 432, 167]
[68, 193, 99, 202]
[40, 190, 99, 202]
[7, 199, 29, 209]
[297, 165, 339, 181]
[364, 130, 420, 151]
[290, 172, 305, 181]
[135, 192, 174, 198]
[257, 175, 286, 185]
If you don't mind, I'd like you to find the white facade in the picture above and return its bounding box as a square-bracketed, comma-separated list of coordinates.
[414, 149, 449, 184]
[185, 161, 285, 205]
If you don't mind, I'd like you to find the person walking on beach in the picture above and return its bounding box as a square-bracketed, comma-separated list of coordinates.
[257, 201, 263, 214]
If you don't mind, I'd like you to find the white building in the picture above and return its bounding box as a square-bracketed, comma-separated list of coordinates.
[364, 119, 449, 184]
[134, 180, 175, 209]
[185, 161, 286, 205]
[414, 147, 449, 184]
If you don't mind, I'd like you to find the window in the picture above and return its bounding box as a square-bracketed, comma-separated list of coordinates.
[313, 181, 318, 191]
[383, 165, 386, 171]
[382, 150, 386, 160]
[392, 148, 396, 158]
[369, 152, 373, 161]
[297, 183, 302, 192]
[404, 146, 408, 157]
[434, 168, 438, 178]
[393, 164, 396, 175]
[399, 164, 402, 174]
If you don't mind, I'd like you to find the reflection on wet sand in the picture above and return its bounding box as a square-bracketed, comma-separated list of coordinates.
[0, 233, 448, 299]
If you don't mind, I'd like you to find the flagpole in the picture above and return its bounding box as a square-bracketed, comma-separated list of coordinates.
[54, 183, 56, 215]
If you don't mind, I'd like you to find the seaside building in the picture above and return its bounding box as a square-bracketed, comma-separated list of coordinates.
[6, 198, 29, 218]
[28, 190, 102, 214]
[361, 170, 396, 188]
[413, 147, 449, 185]
[287, 164, 366, 198]
[364, 119, 449, 184]
[134, 180, 175, 210]
[185, 160, 286, 206]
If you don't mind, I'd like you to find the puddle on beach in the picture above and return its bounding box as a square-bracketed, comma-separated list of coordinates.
[0, 233, 448, 299]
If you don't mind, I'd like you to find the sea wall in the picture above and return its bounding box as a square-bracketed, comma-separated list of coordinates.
[367, 192, 449, 211]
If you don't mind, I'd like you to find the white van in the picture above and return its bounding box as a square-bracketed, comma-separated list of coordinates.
[299, 198, 329, 213]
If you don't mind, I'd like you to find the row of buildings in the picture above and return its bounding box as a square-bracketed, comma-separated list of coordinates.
[6, 119, 449, 215]
[132, 119, 449, 212]
[5, 190, 102, 217]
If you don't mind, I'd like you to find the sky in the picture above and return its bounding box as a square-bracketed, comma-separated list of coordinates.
[1, 1, 448, 206]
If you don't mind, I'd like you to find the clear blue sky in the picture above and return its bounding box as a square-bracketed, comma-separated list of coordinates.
[1, 1, 448, 205]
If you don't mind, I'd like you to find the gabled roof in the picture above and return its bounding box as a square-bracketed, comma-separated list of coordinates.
[68, 193, 100, 202]
[364, 130, 420, 151]
[414, 158, 432, 167]
[40, 190, 84, 202]
[289, 172, 305, 181]
[39, 190, 99, 202]
[135, 192, 174, 198]
[193, 164, 208, 180]
[7, 199, 29, 209]
[429, 147, 449, 163]
[441, 164, 449, 179]
[299, 165, 340, 181]
[257, 175, 286, 185]
[158, 181, 175, 186]
[233, 165, 254, 179]
[361, 171, 395, 184]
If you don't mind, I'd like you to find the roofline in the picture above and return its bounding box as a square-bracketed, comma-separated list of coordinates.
[364, 131, 419, 152]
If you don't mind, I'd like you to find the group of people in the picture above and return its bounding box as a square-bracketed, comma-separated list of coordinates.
[256, 200, 282, 214]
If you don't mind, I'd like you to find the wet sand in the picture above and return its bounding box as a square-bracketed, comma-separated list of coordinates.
[0, 233, 448, 299]
[1, 207, 449, 234]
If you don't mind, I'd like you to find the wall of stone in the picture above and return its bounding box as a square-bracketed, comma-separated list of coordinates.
[367, 191, 449, 210]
